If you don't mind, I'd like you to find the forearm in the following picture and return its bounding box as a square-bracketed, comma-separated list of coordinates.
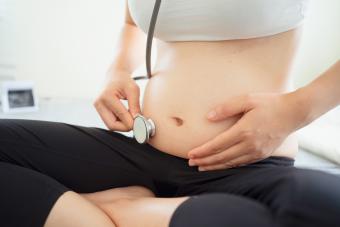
[108, 23, 146, 77]
[107, 1, 146, 79]
[292, 59, 340, 127]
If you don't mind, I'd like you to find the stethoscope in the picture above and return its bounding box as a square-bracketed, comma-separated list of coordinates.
[132, 0, 162, 144]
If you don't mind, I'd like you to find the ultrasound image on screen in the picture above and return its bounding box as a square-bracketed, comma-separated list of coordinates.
[8, 89, 35, 108]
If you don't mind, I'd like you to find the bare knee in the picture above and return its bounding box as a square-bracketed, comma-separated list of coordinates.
[44, 191, 116, 227]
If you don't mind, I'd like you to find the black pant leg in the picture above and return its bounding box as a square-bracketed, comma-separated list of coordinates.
[171, 157, 340, 227]
[169, 193, 274, 227]
[198, 165, 340, 227]
[244, 167, 340, 227]
[0, 162, 69, 227]
[0, 119, 156, 193]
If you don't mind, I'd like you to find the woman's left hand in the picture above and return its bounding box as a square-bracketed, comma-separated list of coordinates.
[187, 92, 307, 171]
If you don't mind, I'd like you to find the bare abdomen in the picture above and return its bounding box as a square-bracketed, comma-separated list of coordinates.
[142, 29, 301, 159]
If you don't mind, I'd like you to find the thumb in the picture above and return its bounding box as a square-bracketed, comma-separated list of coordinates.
[125, 86, 141, 118]
[206, 95, 249, 121]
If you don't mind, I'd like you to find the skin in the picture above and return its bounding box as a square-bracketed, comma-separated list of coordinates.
[82, 187, 189, 227]
[45, 187, 189, 227]
[44, 191, 117, 227]
[45, 1, 340, 227]
[142, 30, 301, 159]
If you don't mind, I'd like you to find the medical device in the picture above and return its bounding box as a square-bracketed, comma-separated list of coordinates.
[132, 0, 161, 143]
[133, 113, 156, 144]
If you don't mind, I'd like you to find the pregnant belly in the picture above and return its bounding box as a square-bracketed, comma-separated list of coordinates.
[141, 30, 301, 159]
[141, 69, 298, 159]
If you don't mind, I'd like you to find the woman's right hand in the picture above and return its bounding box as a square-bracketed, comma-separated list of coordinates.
[94, 72, 141, 132]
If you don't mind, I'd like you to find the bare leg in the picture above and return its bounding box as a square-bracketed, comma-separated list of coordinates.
[82, 185, 156, 204]
[45, 186, 155, 227]
[101, 196, 190, 227]
[82, 186, 189, 227]
[44, 191, 117, 227]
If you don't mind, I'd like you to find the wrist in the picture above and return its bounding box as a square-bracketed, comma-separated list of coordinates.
[283, 87, 315, 131]
[105, 66, 132, 82]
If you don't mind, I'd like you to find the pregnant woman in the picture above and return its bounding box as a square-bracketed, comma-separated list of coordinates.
[1, 0, 340, 226]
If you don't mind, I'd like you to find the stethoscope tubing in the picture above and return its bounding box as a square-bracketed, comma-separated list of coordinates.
[132, 0, 161, 143]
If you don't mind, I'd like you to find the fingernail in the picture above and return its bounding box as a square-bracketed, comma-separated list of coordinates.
[188, 159, 196, 166]
[207, 110, 216, 119]
[199, 167, 206, 171]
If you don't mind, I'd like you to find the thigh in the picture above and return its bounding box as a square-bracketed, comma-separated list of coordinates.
[247, 167, 340, 226]
[169, 193, 274, 227]
[0, 119, 156, 193]
[0, 162, 116, 227]
[237, 167, 340, 210]
[0, 162, 68, 227]
[207, 166, 340, 227]
[45, 191, 116, 227]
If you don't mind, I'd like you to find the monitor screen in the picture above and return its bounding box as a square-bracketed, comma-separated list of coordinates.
[8, 89, 35, 108]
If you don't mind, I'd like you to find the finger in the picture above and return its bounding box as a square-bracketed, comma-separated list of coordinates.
[206, 95, 250, 121]
[125, 85, 141, 118]
[95, 103, 130, 131]
[188, 123, 241, 159]
[198, 164, 230, 171]
[198, 154, 258, 171]
[104, 97, 134, 129]
[189, 141, 248, 166]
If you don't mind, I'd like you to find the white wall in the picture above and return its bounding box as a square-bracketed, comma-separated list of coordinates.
[11, 0, 125, 99]
[0, 0, 16, 80]
[2, 0, 340, 99]
[291, 0, 340, 87]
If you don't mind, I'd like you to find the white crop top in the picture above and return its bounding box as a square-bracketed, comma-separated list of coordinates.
[128, 0, 310, 42]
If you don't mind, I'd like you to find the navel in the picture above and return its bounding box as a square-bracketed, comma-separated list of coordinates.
[170, 116, 184, 126]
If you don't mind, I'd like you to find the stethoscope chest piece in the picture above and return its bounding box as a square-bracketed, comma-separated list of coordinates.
[133, 114, 156, 144]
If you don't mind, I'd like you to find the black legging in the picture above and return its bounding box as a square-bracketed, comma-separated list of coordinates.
[1, 119, 340, 227]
